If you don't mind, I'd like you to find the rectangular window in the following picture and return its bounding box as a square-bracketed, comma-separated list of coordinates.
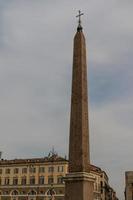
[5, 168, 10, 174]
[48, 167, 54, 173]
[21, 177, 27, 185]
[48, 176, 54, 184]
[29, 167, 36, 173]
[57, 176, 63, 184]
[5, 177, 10, 185]
[22, 168, 27, 174]
[4, 191, 9, 195]
[101, 181, 103, 194]
[39, 176, 44, 185]
[58, 166, 64, 172]
[39, 167, 45, 173]
[30, 176, 35, 185]
[98, 183, 100, 192]
[14, 168, 19, 174]
[0, 169, 2, 174]
[13, 177, 18, 185]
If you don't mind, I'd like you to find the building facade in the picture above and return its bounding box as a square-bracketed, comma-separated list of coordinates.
[0, 154, 118, 200]
[125, 171, 133, 200]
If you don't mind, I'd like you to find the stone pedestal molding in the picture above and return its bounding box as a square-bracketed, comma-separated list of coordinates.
[65, 172, 95, 200]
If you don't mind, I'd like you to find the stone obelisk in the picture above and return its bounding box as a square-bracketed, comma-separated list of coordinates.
[65, 11, 94, 200]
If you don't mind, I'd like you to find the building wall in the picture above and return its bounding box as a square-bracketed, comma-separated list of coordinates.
[92, 171, 101, 200]
[0, 156, 67, 200]
[125, 171, 133, 200]
[0, 157, 118, 200]
[0, 163, 67, 185]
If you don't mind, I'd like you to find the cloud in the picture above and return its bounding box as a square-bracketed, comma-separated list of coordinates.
[0, 0, 133, 199]
[90, 97, 133, 198]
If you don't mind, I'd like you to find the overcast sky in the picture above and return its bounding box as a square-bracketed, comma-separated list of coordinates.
[0, 0, 133, 199]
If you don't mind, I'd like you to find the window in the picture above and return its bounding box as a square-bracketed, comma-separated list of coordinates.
[13, 177, 18, 185]
[47, 189, 56, 196]
[29, 167, 36, 173]
[39, 167, 45, 173]
[14, 168, 19, 174]
[48, 167, 54, 173]
[101, 181, 103, 193]
[12, 190, 18, 195]
[21, 177, 27, 185]
[28, 190, 36, 195]
[95, 183, 98, 191]
[48, 176, 54, 184]
[59, 190, 63, 194]
[5, 168, 10, 174]
[39, 176, 44, 185]
[5, 177, 10, 185]
[21, 191, 26, 195]
[4, 191, 9, 195]
[30, 176, 35, 185]
[98, 183, 100, 192]
[0, 169, 2, 174]
[57, 176, 63, 184]
[57, 166, 64, 172]
[22, 168, 27, 174]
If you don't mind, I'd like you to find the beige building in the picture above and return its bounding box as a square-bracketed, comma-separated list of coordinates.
[125, 171, 133, 200]
[0, 153, 118, 200]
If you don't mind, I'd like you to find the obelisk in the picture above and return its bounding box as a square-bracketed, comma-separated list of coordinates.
[65, 11, 94, 200]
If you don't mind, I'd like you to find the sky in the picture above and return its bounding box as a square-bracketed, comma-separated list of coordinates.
[0, 0, 133, 199]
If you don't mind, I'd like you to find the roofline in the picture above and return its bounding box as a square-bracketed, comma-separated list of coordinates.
[0, 156, 68, 165]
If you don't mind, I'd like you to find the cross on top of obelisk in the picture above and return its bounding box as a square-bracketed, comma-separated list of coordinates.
[76, 10, 84, 31]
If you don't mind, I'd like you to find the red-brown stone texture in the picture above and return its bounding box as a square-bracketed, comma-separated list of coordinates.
[69, 29, 90, 173]
[65, 26, 94, 200]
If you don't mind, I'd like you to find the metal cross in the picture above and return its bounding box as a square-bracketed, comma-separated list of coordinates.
[76, 10, 84, 26]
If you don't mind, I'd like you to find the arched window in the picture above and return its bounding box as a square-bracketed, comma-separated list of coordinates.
[11, 190, 19, 196]
[46, 188, 56, 196]
[11, 190, 19, 200]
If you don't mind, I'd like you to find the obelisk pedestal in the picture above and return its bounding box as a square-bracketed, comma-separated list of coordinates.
[65, 172, 94, 200]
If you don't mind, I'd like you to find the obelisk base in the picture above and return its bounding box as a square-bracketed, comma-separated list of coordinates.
[64, 172, 95, 200]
